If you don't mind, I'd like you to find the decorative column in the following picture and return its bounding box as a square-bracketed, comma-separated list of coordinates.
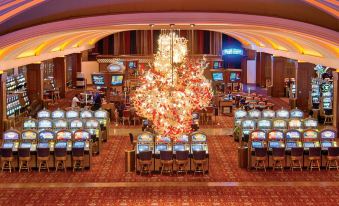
[53, 57, 66, 98]
[333, 71, 339, 130]
[272, 57, 297, 97]
[66, 53, 82, 87]
[296, 62, 316, 111]
[256, 52, 272, 88]
[0, 72, 6, 137]
[26, 63, 43, 101]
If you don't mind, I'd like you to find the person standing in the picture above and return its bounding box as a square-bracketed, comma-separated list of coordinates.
[71, 94, 81, 108]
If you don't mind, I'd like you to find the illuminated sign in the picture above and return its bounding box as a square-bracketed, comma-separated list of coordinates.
[222, 49, 243, 55]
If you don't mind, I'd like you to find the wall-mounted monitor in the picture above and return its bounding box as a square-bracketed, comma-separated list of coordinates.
[128, 61, 137, 69]
[230, 72, 241, 82]
[111, 75, 124, 86]
[91, 74, 105, 85]
[213, 61, 222, 69]
[212, 72, 223, 81]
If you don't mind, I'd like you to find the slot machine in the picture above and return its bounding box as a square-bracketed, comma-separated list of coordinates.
[288, 119, 303, 132]
[302, 129, 320, 167]
[20, 130, 38, 168]
[319, 129, 337, 167]
[240, 119, 256, 144]
[38, 118, 53, 132]
[173, 134, 190, 154]
[275, 109, 290, 119]
[233, 109, 247, 142]
[66, 110, 79, 119]
[73, 130, 92, 168]
[267, 130, 285, 167]
[23, 117, 38, 130]
[290, 109, 304, 119]
[248, 109, 261, 119]
[55, 130, 73, 167]
[85, 118, 101, 154]
[51, 109, 65, 119]
[38, 130, 55, 168]
[1, 130, 20, 168]
[311, 78, 320, 109]
[256, 119, 272, 132]
[248, 130, 267, 169]
[94, 109, 110, 142]
[37, 109, 51, 119]
[190, 132, 209, 172]
[69, 119, 84, 133]
[272, 119, 287, 132]
[136, 132, 155, 172]
[53, 119, 68, 133]
[321, 80, 333, 111]
[262, 109, 275, 119]
[290, 78, 296, 98]
[154, 135, 172, 172]
[285, 130, 303, 167]
[303, 118, 318, 130]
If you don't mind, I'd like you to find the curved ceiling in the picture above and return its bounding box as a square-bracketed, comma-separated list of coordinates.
[0, 0, 338, 70]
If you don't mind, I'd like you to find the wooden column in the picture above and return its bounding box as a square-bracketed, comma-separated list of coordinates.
[296, 62, 316, 111]
[272, 57, 297, 97]
[26, 63, 43, 101]
[53, 57, 66, 98]
[333, 72, 339, 130]
[0, 72, 6, 137]
[256, 52, 272, 88]
[66, 53, 82, 87]
[241, 57, 247, 85]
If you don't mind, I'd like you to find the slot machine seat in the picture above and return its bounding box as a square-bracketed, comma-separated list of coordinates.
[323, 115, 333, 125]
[326, 147, 339, 171]
[37, 147, 50, 172]
[160, 151, 174, 175]
[129, 133, 136, 149]
[175, 150, 189, 175]
[55, 147, 67, 172]
[272, 148, 285, 171]
[192, 151, 207, 175]
[1, 148, 15, 172]
[72, 147, 85, 172]
[290, 147, 304, 171]
[308, 147, 321, 171]
[254, 148, 267, 172]
[138, 151, 153, 175]
[122, 110, 131, 125]
[18, 148, 31, 172]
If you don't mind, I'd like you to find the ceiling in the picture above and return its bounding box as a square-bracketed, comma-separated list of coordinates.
[0, 0, 338, 70]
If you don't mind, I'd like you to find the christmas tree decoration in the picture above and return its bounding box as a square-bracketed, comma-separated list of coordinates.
[131, 30, 213, 138]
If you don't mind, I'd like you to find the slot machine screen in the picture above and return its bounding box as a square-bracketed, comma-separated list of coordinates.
[55, 120, 67, 128]
[22, 131, 37, 140]
[242, 120, 255, 128]
[52, 111, 65, 118]
[156, 144, 167, 151]
[258, 120, 271, 128]
[212, 73, 223, 81]
[74, 132, 89, 140]
[213, 61, 220, 69]
[66, 111, 79, 118]
[92, 74, 105, 86]
[290, 110, 303, 118]
[276, 110, 289, 118]
[249, 110, 260, 118]
[177, 135, 189, 143]
[39, 132, 54, 140]
[174, 145, 185, 151]
[55, 142, 67, 148]
[71, 120, 83, 128]
[321, 131, 335, 139]
[73, 141, 85, 148]
[274, 120, 286, 128]
[81, 111, 93, 118]
[251, 142, 262, 148]
[138, 133, 152, 142]
[128, 61, 137, 69]
[251, 132, 265, 140]
[286, 142, 297, 148]
[263, 110, 275, 118]
[192, 133, 206, 142]
[111, 75, 124, 86]
[86, 120, 99, 128]
[269, 132, 283, 140]
[24, 120, 36, 128]
[38, 142, 49, 148]
[3, 143, 13, 148]
[305, 120, 317, 127]
[4, 132, 19, 140]
[303, 142, 315, 148]
[56, 132, 72, 140]
[192, 144, 203, 151]
[20, 142, 31, 148]
[304, 131, 317, 139]
[235, 110, 247, 119]
[38, 110, 50, 118]
[95, 110, 107, 118]
[269, 141, 281, 148]
[243, 130, 250, 135]
[138, 145, 150, 152]
[39, 120, 52, 128]
[230, 72, 241, 82]
[286, 131, 300, 139]
[321, 142, 332, 148]
[289, 119, 301, 127]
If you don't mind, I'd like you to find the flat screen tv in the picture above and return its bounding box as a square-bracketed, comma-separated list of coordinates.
[213, 61, 220, 69]
[128, 61, 137, 69]
[230, 72, 240, 82]
[212, 72, 223, 81]
[92, 74, 105, 85]
[111, 75, 124, 86]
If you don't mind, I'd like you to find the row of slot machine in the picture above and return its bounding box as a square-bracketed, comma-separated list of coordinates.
[136, 131, 209, 172]
[6, 74, 30, 117]
[1, 129, 91, 168]
[248, 129, 337, 168]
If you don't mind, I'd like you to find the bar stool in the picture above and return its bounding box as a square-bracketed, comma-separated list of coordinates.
[1, 148, 15, 172]
[72, 147, 85, 172]
[138, 151, 152, 175]
[192, 151, 207, 175]
[254, 147, 267, 172]
[326, 147, 339, 171]
[160, 151, 174, 175]
[308, 147, 321, 171]
[18, 148, 31, 172]
[324, 115, 333, 125]
[37, 147, 50, 172]
[272, 148, 285, 171]
[122, 110, 131, 125]
[175, 150, 189, 175]
[55, 147, 67, 172]
[290, 147, 304, 171]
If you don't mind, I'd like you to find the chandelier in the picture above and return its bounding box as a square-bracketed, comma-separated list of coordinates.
[131, 29, 213, 138]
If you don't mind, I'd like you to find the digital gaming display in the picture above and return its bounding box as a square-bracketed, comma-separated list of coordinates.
[213, 61, 220, 69]
[290, 110, 303, 118]
[251, 142, 262, 148]
[70, 120, 83, 128]
[192, 144, 204, 151]
[304, 119, 317, 127]
[251, 131, 266, 140]
[66, 110, 79, 118]
[38, 110, 50, 118]
[320, 131, 335, 139]
[235, 110, 247, 119]
[73, 141, 85, 148]
[92, 74, 105, 85]
[137, 133, 153, 142]
[156, 136, 171, 143]
[212, 73, 223, 81]
[86, 120, 99, 128]
[111, 75, 124, 86]
[22, 131, 37, 140]
[39, 131, 54, 140]
[56, 131, 72, 140]
[258, 120, 271, 127]
[273, 120, 286, 128]
[174, 145, 185, 151]
[95, 110, 107, 118]
[54, 120, 67, 128]
[52, 110, 65, 118]
[191, 133, 207, 142]
[4, 131, 19, 140]
[156, 144, 167, 151]
[268, 131, 284, 140]
[24, 120, 36, 128]
[269, 141, 283, 148]
[286, 131, 301, 139]
[242, 120, 255, 128]
[39, 119, 52, 128]
[175, 135, 189, 143]
[230, 72, 240, 82]
[304, 131, 318, 139]
[263, 110, 275, 118]
[20, 142, 31, 148]
[276, 110, 289, 118]
[138, 145, 150, 152]
[55, 142, 67, 148]
[80, 110, 93, 118]
[289, 119, 302, 127]
[128, 61, 137, 69]
[74, 131, 90, 140]
[248, 110, 260, 118]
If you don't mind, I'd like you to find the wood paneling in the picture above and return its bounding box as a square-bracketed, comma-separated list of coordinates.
[66, 53, 82, 87]
[53, 57, 66, 98]
[333, 72, 339, 130]
[241, 57, 247, 84]
[256, 52, 272, 88]
[296, 62, 315, 111]
[272, 57, 297, 97]
[0, 73, 6, 137]
[26, 63, 43, 101]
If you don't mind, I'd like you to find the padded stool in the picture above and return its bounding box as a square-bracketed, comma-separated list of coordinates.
[1, 148, 15, 172]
